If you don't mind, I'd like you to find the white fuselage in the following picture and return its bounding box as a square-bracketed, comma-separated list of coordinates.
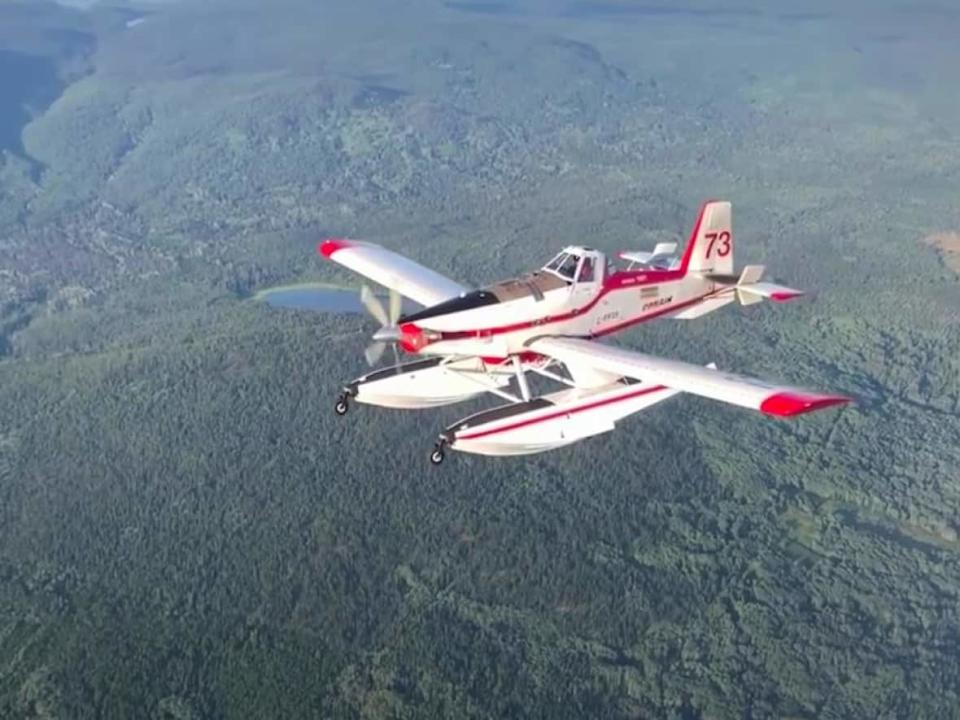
[401, 269, 720, 360]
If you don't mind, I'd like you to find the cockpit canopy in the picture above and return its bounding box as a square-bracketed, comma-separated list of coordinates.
[542, 247, 602, 283]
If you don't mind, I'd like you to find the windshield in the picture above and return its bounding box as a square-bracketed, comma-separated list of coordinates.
[558, 254, 580, 279]
[544, 252, 566, 273]
[544, 252, 580, 280]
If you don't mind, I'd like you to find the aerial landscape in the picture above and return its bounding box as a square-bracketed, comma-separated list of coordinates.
[1, 0, 959, 717]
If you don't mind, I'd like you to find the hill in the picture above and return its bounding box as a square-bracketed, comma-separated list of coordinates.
[1, 1, 959, 718]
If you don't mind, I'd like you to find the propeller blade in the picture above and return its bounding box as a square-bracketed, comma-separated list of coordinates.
[364, 341, 386, 367]
[388, 288, 403, 325]
[359, 285, 389, 326]
[372, 326, 401, 343]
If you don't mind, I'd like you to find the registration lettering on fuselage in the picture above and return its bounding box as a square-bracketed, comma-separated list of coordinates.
[642, 296, 672, 311]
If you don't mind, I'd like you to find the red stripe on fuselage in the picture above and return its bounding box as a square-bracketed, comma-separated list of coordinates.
[456, 384, 670, 441]
[432, 289, 716, 345]
[589, 292, 712, 338]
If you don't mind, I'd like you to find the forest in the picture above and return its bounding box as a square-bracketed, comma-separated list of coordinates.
[1, 0, 959, 718]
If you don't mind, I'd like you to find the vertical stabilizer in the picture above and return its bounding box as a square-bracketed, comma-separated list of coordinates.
[680, 201, 733, 276]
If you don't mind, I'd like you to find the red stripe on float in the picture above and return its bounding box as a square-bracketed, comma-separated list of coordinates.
[457, 384, 670, 440]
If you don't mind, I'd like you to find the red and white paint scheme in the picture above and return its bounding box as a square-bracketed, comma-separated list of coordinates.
[319, 200, 850, 463]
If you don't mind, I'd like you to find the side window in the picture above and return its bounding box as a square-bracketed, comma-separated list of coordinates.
[577, 257, 595, 282]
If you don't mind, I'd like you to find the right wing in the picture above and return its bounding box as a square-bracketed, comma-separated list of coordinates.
[528, 336, 850, 417]
[318, 238, 469, 308]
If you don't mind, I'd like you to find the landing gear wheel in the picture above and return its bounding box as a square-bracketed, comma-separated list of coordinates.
[430, 445, 445, 465]
[334, 394, 349, 416]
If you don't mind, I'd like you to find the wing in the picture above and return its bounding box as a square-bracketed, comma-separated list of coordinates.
[318, 238, 469, 308]
[528, 336, 850, 417]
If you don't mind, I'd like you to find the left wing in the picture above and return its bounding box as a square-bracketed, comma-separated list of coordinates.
[318, 238, 469, 308]
[528, 336, 850, 417]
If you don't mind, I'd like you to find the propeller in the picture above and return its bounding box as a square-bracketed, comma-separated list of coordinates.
[359, 284, 403, 366]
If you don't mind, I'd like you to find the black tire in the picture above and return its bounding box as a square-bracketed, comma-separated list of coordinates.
[334, 397, 349, 416]
[430, 448, 445, 465]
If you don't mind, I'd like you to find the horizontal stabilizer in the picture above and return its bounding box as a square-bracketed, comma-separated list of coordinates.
[618, 250, 653, 264]
[619, 242, 678, 267]
[736, 281, 804, 304]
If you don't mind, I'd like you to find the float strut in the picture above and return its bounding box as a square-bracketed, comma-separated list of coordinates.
[512, 355, 531, 402]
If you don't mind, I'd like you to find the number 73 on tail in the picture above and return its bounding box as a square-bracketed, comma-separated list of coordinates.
[316, 200, 851, 464]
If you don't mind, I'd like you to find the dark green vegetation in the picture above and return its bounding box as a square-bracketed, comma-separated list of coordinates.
[2, 0, 959, 717]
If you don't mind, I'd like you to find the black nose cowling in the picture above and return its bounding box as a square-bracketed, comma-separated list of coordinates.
[400, 289, 500, 324]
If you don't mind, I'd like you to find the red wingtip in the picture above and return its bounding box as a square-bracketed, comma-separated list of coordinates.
[760, 392, 852, 417]
[770, 290, 805, 302]
[317, 238, 352, 258]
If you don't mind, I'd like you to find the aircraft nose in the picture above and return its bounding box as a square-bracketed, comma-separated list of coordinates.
[373, 326, 401, 343]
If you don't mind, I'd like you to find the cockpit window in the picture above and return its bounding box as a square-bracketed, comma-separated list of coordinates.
[544, 253, 567, 273]
[557, 253, 580, 279]
[577, 257, 595, 282]
[544, 251, 596, 282]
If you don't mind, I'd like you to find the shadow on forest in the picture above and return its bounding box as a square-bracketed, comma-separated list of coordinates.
[0, 50, 66, 178]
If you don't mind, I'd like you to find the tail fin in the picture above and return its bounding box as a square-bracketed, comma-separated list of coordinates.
[680, 200, 733, 276]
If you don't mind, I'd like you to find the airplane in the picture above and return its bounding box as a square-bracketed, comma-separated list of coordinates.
[317, 200, 850, 464]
